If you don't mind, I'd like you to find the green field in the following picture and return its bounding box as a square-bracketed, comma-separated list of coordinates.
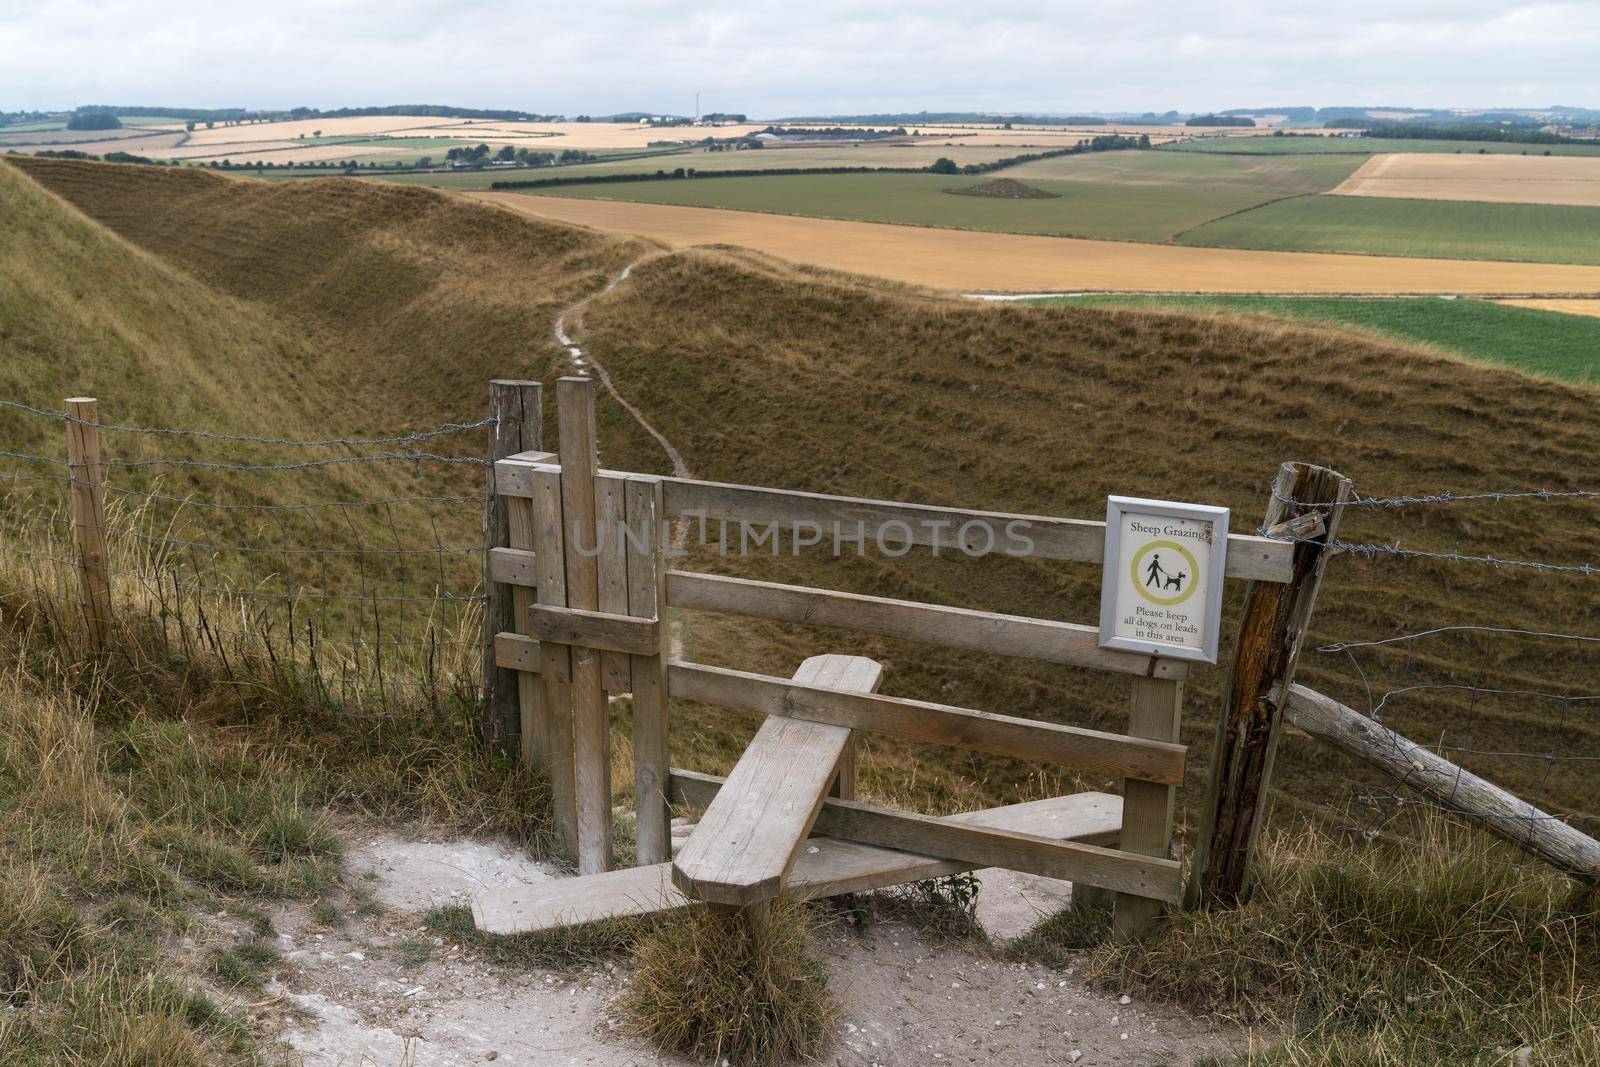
[521, 170, 1324, 242]
[1000, 147, 1363, 190]
[1167, 135, 1600, 156]
[1024, 295, 1600, 383]
[1179, 194, 1600, 265]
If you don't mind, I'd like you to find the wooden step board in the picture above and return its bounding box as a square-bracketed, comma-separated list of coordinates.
[670, 654, 884, 906]
[472, 788, 1122, 935]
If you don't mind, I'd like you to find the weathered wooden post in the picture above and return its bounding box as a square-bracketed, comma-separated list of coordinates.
[557, 376, 612, 875]
[625, 475, 672, 865]
[483, 380, 541, 759]
[1186, 461, 1352, 909]
[65, 397, 112, 647]
[1112, 675, 1184, 939]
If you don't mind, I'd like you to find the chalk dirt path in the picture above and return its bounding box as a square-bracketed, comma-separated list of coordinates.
[246, 832, 1236, 1065]
[471, 191, 1600, 296]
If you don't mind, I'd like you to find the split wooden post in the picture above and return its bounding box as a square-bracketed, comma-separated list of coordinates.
[1187, 461, 1352, 910]
[558, 377, 612, 876]
[625, 476, 672, 865]
[530, 466, 578, 858]
[1112, 676, 1183, 939]
[483, 380, 541, 759]
[65, 398, 112, 647]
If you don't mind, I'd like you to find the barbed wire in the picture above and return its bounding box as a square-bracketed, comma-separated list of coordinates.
[0, 398, 496, 447]
[1272, 485, 1600, 510]
[1261, 528, 1600, 576]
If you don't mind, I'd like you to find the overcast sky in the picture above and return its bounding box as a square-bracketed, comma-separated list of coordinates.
[4, 1, 1599, 116]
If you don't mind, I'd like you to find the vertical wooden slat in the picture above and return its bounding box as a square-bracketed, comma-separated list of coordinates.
[65, 398, 111, 647]
[530, 465, 577, 859]
[1113, 675, 1183, 939]
[1187, 461, 1352, 909]
[625, 476, 671, 865]
[557, 377, 612, 875]
[483, 380, 541, 758]
[595, 474, 632, 693]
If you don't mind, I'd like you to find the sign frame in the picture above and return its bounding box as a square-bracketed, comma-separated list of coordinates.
[1097, 496, 1230, 665]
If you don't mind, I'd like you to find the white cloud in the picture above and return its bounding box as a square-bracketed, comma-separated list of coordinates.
[2, 0, 1597, 114]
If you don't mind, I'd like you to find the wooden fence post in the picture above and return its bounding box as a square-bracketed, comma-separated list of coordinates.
[1186, 461, 1352, 910]
[483, 380, 542, 759]
[1112, 675, 1183, 939]
[625, 476, 672, 865]
[558, 377, 613, 875]
[65, 397, 112, 647]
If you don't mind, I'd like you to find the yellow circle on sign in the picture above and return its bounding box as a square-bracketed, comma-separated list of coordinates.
[1130, 539, 1200, 607]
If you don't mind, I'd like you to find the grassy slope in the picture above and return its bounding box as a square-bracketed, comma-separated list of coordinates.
[1025, 296, 1600, 383]
[1167, 136, 1600, 156]
[1179, 193, 1600, 265]
[523, 170, 1303, 242]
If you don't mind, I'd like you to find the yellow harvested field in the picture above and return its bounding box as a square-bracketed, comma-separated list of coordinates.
[170, 116, 775, 150]
[17, 131, 188, 156]
[1332, 152, 1600, 206]
[204, 144, 411, 165]
[1497, 298, 1600, 318]
[469, 192, 1600, 296]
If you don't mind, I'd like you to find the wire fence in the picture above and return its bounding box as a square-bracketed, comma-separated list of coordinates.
[0, 400, 494, 716]
[1263, 485, 1599, 898]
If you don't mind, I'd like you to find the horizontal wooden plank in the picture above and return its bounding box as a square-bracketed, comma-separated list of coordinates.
[662, 476, 1291, 583]
[472, 781, 1123, 934]
[667, 661, 1186, 785]
[525, 605, 660, 656]
[496, 462, 1292, 583]
[488, 546, 538, 588]
[495, 632, 641, 694]
[667, 570, 1185, 680]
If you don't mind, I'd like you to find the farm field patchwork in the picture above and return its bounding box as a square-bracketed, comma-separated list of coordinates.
[1178, 194, 1600, 265]
[472, 192, 1600, 294]
[1001, 147, 1364, 190]
[1498, 298, 1600, 319]
[1021, 294, 1600, 383]
[1166, 135, 1600, 156]
[1332, 151, 1600, 206]
[513, 170, 1306, 242]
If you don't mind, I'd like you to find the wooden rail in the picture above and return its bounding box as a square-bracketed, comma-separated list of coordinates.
[493, 461, 1295, 584]
[1287, 685, 1600, 883]
[667, 661, 1186, 784]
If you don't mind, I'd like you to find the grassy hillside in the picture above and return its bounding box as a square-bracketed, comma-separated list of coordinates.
[1179, 193, 1600, 264]
[1023, 295, 1600, 383]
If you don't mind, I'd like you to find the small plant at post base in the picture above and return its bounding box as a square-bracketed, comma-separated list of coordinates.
[622, 898, 838, 1066]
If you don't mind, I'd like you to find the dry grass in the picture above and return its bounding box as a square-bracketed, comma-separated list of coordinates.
[622, 900, 838, 1066]
[1016, 816, 1600, 1065]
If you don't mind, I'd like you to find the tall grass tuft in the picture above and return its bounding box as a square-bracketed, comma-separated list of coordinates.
[622, 899, 838, 1065]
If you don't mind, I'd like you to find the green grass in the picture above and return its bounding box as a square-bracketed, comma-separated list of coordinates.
[525, 171, 1310, 242]
[1167, 136, 1600, 156]
[1024, 295, 1600, 383]
[1178, 194, 1600, 265]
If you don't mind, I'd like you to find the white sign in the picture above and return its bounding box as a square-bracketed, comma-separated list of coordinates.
[1097, 497, 1230, 665]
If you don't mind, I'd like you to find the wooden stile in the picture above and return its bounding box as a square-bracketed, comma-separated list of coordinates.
[594, 473, 632, 693]
[793, 654, 884, 801]
[483, 381, 541, 759]
[523, 605, 659, 656]
[556, 377, 612, 875]
[1187, 462, 1353, 910]
[64, 398, 112, 647]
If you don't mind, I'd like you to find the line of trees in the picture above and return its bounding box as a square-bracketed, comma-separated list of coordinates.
[1359, 123, 1592, 146]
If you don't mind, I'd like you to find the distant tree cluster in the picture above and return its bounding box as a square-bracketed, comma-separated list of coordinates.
[1186, 115, 1255, 127]
[66, 111, 123, 130]
[1359, 123, 1586, 146]
[441, 143, 594, 167]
